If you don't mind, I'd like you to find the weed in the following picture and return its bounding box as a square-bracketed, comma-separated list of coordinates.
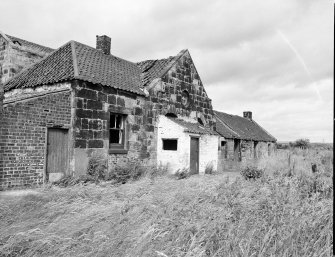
[175, 167, 190, 179]
[240, 165, 264, 180]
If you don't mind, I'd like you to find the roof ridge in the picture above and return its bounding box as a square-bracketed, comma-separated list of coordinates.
[70, 41, 79, 77]
[72, 40, 138, 66]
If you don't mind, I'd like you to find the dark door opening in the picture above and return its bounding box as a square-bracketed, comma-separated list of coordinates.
[234, 139, 241, 162]
[190, 137, 199, 174]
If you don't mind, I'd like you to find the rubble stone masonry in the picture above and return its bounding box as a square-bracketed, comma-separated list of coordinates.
[145, 51, 215, 129]
[72, 80, 155, 174]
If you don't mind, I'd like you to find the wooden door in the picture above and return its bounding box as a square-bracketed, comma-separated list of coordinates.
[190, 137, 199, 174]
[46, 128, 69, 180]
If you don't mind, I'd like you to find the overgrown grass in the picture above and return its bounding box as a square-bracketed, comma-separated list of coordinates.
[0, 149, 333, 257]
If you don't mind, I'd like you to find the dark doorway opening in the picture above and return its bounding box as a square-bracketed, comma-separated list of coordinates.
[233, 139, 241, 162]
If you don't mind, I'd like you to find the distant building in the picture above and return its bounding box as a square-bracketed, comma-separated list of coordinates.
[0, 32, 276, 189]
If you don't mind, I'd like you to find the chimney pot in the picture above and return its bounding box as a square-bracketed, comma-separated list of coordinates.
[96, 35, 111, 55]
[243, 111, 252, 120]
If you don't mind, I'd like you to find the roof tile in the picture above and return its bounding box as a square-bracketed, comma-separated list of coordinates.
[214, 110, 276, 142]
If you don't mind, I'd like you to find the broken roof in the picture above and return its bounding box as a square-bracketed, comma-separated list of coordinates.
[214, 110, 276, 142]
[168, 117, 218, 135]
[5, 34, 54, 54]
[136, 49, 187, 87]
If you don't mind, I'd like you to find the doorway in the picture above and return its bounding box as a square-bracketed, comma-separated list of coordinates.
[46, 128, 69, 181]
[190, 137, 199, 174]
[234, 139, 241, 162]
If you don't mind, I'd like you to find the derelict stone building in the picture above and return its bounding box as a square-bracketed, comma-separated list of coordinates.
[0, 32, 276, 189]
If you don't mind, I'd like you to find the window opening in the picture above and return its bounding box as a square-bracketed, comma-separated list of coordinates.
[110, 113, 126, 148]
[162, 139, 178, 151]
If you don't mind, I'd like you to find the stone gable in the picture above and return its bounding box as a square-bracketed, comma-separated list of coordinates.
[144, 50, 215, 129]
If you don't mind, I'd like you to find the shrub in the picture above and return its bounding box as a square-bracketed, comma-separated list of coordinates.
[175, 167, 190, 180]
[87, 153, 108, 180]
[240, 165, 264, 180]
[108, 161, 146, 184]
[294, 138, 310, 149]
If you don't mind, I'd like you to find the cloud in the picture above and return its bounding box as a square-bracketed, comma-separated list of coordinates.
[0, 0, 332, 142]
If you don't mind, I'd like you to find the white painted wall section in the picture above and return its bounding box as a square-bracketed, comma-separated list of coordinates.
[157, 115, 190, 173]
[157, 115, 219, 175]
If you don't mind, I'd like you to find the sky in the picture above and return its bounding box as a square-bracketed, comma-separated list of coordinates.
[0, 0, 333, 142]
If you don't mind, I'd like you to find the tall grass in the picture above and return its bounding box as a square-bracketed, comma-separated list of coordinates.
[0, 149, 332, 257]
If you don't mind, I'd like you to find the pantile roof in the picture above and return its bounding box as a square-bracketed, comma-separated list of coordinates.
[3, 35, 187, 95]
[6, 35, 54, 54]
[4, 42, 74, 91]
[214, 110, 276, 142]
[4, 41, 144, 95]
[168, 117, 219, 135]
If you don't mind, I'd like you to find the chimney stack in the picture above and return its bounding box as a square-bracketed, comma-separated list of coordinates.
[243, 111, 252, 120]
[96, 35, 111, 55]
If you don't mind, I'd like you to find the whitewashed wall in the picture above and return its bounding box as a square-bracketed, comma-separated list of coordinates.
[157, 115, 219, 174]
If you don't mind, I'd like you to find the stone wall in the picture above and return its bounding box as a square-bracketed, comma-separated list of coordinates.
[0, 85, 72, 189]
[217, 139, 276, 172]
[72, 80, 155, 174]
[145, 51, 215, 129]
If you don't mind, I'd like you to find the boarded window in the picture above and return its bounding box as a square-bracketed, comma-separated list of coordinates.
[110, 113, 126, 148]
[162, 139, 178, 151]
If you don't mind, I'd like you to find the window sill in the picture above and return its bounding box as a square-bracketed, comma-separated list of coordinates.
[108, 149, 128, 154]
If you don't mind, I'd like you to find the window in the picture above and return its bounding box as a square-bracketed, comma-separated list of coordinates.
[110, 113, 126, 149]
[162, 139, 178, 151]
